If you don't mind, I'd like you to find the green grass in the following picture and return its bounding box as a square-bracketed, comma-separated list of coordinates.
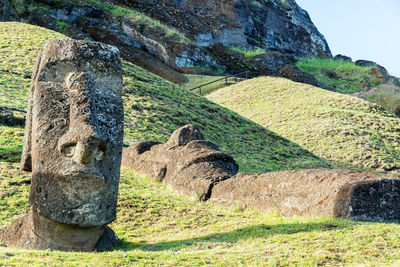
[0, 125, 24, 163]
[228, 47, 266, 58]
[365, 84, 400, 116]
[208, 76, 400, 174]
[2, 164, 400, 265]
[182, 74, 237, 95]
[296, 57, 382, 94]
[121, 61, 328, 173]
[0, 23, 64, 110]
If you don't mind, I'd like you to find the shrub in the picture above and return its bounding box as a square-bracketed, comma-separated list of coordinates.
[366, 85, 400, 116]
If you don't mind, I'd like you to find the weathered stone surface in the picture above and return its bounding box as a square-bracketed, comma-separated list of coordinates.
[1, 38, 124, 251]
[355, 59, 390, 83]
[122, 125, 239, 200]
[210, 169, 400, 222]
[246, 51, 295, 76]
[0, 0, 19, 22]
[129, 0, 331, 57]
[123, 125, 400, 222]
[334, 54, 352, 62]
[23, 38, 124, 226]
[0, 209, 120, 251]
[322, 68, 341, 80]
[276, 65, 321, 87]
[29, 8, 59, 32]
[207, 43, 247, 75]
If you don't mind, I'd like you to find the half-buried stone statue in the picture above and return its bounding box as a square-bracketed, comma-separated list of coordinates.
[0, 39, 124, 251]
[123, 125, 400, 223]
[122, 125, 239, 201]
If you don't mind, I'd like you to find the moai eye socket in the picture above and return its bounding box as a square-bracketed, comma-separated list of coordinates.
[61, 145, 76, 157]
[95, 149, 104, 161]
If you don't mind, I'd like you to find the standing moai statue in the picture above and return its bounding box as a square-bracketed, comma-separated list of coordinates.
[0, 39, 124, 251]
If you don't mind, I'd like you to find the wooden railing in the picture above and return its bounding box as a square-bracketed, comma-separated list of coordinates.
[189, 71, 248, 95]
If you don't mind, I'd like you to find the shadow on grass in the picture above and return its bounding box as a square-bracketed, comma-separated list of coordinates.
[118, 221, 355, 252]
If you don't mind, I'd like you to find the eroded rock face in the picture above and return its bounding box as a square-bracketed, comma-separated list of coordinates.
[0, 0, 19, 22]
[124, 0, 331, 57]
[123, 125, 400, 222]
[275, 65, 321, 87]
[0, 38, 123, 251]
[122, 125, 239, 200]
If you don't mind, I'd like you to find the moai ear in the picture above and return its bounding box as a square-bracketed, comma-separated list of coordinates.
[20, 83, 33, 172]
[20, 48, 45, 172]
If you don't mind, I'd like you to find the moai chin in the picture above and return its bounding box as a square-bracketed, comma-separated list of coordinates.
[0, 39, 124, 251]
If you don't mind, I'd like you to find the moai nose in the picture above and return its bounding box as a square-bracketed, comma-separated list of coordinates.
[59, 128, 107, 164]
[73, 134, 103, 164]
[73, 127, 109, 165]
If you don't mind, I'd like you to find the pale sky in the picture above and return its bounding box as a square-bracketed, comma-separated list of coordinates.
[296, 0, 400, 77]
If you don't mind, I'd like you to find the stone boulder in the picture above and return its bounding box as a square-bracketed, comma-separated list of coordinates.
[356, 59, 390, 83]
[122, 125, 239, 200]
[0, 38, 124, 252]
[0, 107, 25, 127]
[207, 43, 247, 75]
[275, 65, 321, 87]
[246, 51, 295, 76]
[322, 68, 341, 80]
[334, 54, 352, 62]
[29, 8, 59, 32]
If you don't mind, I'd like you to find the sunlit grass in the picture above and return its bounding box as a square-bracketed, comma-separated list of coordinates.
[208, 76, 400, 175]
[296, 57, 381, 94]
[228, 47, 266, 58]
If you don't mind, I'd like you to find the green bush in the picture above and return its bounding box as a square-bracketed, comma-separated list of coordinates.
[366, 84, 400, 116]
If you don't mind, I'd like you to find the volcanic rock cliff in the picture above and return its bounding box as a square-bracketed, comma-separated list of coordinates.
[111, 0, 331, 57]
[0, 0, 331, 82]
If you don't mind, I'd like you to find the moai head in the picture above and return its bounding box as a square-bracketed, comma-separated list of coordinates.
[122, 125, 238, 201]
[21, 39, 124, 226]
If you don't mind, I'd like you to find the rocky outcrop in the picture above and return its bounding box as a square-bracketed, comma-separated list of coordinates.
[275, 65, 321, 87]
[334, 54, 352, 62]
[123, 125, 400, 222]
[0, 0, 19, 22]
[247, 51, 295, 76]
[6, 0, 333, 83]
[116, 0, 331, 57]
[0, 107, 25, 127]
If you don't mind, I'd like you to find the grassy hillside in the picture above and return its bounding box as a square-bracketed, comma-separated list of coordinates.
[208, 77, 400, 175]
[296, 58, 382, 94]
[2, 22, 400, 266]
[0, 22, 328, 173]
[2, 163, 400, 265]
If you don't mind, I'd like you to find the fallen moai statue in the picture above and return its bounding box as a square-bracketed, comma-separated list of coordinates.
[122, 125, 400, 222]
[0, 39, 124, 252]
[122, 125, 239, 201]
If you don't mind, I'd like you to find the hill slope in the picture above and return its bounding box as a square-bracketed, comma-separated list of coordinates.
[208, 77, 400, 175]
[0, 22, 328, 174]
